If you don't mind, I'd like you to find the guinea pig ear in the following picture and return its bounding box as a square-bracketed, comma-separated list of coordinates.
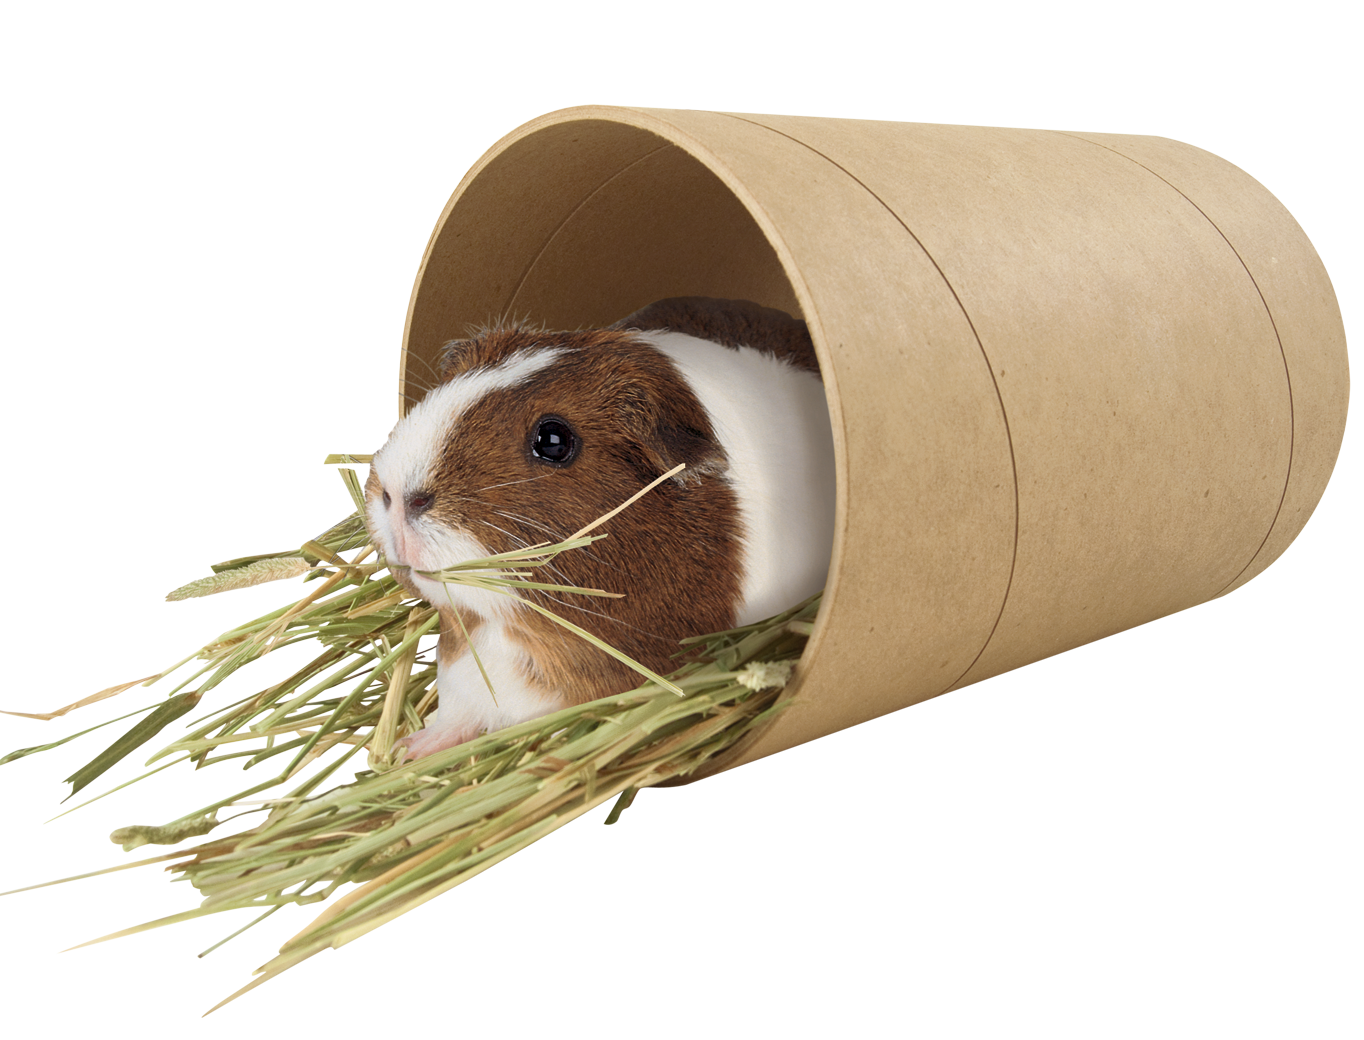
[615, 381, 727, 483]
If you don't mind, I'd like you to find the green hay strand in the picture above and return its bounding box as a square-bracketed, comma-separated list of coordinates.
[1, 460, 818, 1013]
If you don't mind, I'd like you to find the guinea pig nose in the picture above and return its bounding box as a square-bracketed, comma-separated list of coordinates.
[406, 491, 435, 515]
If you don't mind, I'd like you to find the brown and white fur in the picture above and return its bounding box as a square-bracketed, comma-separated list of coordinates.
[364, 297, 835, 758]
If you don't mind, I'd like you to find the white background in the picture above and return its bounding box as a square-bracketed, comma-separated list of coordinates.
[1, 3, 1358, 1037]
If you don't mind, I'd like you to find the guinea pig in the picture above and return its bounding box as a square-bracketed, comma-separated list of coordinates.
[363, 296, 836, 758]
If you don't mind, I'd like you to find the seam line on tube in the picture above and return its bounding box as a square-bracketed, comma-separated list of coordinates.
[1055, 132, 1296, 598]
[721, 114, 1021, 693]
[504, 143, 673, 320]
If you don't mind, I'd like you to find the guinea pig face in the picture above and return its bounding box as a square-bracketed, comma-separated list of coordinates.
[364, 327, 729, 619]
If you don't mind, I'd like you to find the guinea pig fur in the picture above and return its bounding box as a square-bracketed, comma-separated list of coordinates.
[364, 297, 836, 758]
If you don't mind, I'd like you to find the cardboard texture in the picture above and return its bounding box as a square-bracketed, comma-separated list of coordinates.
[400, 107, 1349, 779]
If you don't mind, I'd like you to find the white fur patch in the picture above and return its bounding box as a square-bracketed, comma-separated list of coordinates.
[431, 619, 561, 737]
[366, 347, 567, 621]
[641, 330, 837, 625]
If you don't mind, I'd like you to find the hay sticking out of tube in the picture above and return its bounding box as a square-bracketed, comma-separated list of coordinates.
[1, 459, 816, 1012]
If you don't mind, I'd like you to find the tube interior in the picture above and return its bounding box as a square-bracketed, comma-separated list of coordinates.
[403, 119, 801, 406]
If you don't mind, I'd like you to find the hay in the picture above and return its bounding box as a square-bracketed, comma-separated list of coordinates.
[1, 461, 815, 1010]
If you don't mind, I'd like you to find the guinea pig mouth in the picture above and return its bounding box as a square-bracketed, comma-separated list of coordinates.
[385, 524, 515, 620]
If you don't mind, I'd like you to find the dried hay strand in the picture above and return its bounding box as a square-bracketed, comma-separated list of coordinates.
[1, 458, 816, 1011]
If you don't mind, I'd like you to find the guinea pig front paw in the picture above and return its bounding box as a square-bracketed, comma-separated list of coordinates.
[397, 721, 483, 761]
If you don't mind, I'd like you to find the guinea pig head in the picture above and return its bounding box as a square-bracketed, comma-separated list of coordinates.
[364, 326, 747, 668]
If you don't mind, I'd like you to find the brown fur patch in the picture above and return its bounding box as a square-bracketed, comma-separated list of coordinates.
[437, 606, 480, 666]
[611, 297, 821, 377]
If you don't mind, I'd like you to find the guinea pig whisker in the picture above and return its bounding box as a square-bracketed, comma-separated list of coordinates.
[396, 352, 444, 394]
[400, 374, 434, 396]
[468, 514, 610, 594]
[473, 520, 553, 560]
[473, 519, 579, 587]
[475, 473, 556, 493]
[472, 518, 526, 545]
[404, 351, 444, 381]
[492, 510, 564, 540]
[488, 509, 620, 577]
[529, 591, 676, 647]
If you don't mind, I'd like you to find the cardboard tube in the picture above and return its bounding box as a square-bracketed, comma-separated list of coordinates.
[400, 107, 1349, 779]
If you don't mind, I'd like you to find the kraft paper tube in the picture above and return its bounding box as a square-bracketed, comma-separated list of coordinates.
[399, 107, 1349, 779]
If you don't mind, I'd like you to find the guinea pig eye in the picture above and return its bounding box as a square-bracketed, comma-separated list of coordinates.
[530, 416, 579, 465]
